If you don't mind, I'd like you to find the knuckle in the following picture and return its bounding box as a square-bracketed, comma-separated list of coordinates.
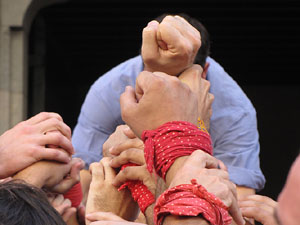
[38, 112, 50, 119]
[122, 167, 131, 176]
[21, 124, 34, 135]
[28, 146, 38, 157]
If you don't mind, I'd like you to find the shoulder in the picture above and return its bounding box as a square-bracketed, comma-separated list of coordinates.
[92, 55, 143, 91]
[206, 57, 255, 116]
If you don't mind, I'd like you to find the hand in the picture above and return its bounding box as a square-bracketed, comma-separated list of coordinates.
[103, 125, 138, 157]
[238, 195, 278, 225]
[120, 71, 198, 138]
[169, 150, 245, 225]
[142, 15, 201, 76]
[179, 65, 214, 129]
[13, 157, 85, 193]
[0, 112, 74, 178]
[109, 138, 156, 195]
[86, 211, 126, 223]
[48, 193, 76, 222]
[85, 158, 138, 225]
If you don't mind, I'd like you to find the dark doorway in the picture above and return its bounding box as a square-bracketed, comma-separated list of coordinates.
[28, 0, 300, 203]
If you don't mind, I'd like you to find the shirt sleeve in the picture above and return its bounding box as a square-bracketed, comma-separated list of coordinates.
[211, 107, 265, 190]
[207, 57, 266, 191]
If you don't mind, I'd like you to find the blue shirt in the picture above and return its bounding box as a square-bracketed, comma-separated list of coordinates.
[72, 55, 266, 190]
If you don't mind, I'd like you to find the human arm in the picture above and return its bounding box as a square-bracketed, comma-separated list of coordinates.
[13, 157, 84, 193]
[48, 193, 77, 223]
[142, 15, 201, 76]
[120, 70, 244, 225]
[108, 133, 155, 225]
[85, 158, 138, 225]
[238, 194, 278, 225]
[0, 112, 74, 178]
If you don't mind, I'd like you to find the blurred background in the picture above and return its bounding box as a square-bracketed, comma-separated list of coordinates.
[1, 0, 300, 207]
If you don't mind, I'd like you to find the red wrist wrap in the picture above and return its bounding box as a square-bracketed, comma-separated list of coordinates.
[118, 163, 155, 214]
[63, 182, 83, 208]
[141, 121, 212, 179]
[154, 179, 232, 225]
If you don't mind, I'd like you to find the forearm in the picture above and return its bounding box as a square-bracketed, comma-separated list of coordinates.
[80, 169, 92, 206]
[144, 204, 155, 225]
[236, 186, 255, 198]
[165, 156, 189, 187]
[13, 161, 51, 188]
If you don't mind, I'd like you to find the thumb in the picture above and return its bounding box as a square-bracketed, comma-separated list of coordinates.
[123, 126, 136, 139]
[142, 20, 159, 63]
[120, 86, 138, 123]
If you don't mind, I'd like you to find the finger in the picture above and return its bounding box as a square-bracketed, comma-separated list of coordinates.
[110, 148, 145, 168]
[187, 150, 219, 169]
[52, 159, 84, 193]
[120, 86, 138, 123]
[157, 21, 185, 52]
[240, 207, 275, 224]
[26, 112, 63, 125]
[141, 20, 159, 62]
[47, 193, 56, 203]
[34, 146, 71, 163]
[113, 166, 146, 187]
[239, 195, 278, 209]
[205, 169, 230, 180]
[100, 157, 116, 182]
[134, 71, 157, 101]
[89, 162, 104, 178]
[0, 177, 12, 184]
[86, 211, 125, 222]
[37, 118, 72, 140]
[109, 138, 144, 156]
[39, 132, 74, 155]
[52, 194, 65, 208]
[62, 207, 76, 222]
[57, 198, 72, 215]
[228, 192, 245, 225]
[222, 179, 238, 206]
[122, 126, 136, 139]
[218, 160, 228, 171]
[173, 15, 201, 41]
[239, 200, 275, 215]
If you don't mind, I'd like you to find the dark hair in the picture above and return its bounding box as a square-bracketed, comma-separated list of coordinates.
[154, 13, 211, 68]
[0, 180, 66, 225]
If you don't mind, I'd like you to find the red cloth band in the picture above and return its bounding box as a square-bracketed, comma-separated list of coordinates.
[141, 121, 212, 179]
[118, 163, 155, 214]
[63, 182, 83, 208]
[154, 179, 232, 225]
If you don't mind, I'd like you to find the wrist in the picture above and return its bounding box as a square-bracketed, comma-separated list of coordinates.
[165, 156, 188, 187]
[13, 171, 46, 188]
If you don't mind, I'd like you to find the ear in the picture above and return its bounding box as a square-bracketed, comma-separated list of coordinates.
[201, 62, 210, 79]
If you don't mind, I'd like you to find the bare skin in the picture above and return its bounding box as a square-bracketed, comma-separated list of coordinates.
[0, 112, 74, 178]
[85, 158, 138, 225]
